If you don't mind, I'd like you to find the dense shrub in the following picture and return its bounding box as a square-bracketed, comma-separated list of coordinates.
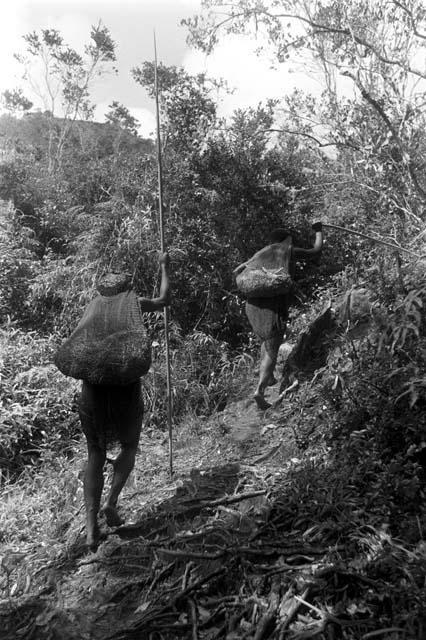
[143, 330, 253, 429]
[0, 327, 79, 477]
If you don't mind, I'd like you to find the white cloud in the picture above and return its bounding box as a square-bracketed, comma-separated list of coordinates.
[125, 106, 156, 138]
[183, 33, 325, 118]
[0, 2, 354, 129]
[0, 4, 29, 95]
[94, 101, 156, 138]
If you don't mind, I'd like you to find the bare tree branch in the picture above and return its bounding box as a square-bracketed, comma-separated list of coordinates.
[195, 5, 426, 81]
[263, 127, 360, 151]
[392, 0, 426, 41]
[342, 70, 426, 200]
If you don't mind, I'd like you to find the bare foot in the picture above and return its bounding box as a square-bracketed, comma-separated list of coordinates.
[102, 505, 124, 527]
[254, 393, 271, 410]
[86, 523, 100, 552]
[86, 528, 107, 552]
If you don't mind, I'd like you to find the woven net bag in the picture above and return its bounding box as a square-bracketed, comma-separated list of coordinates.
[236, 237, 293, 298]
[54, 290, 151, 385]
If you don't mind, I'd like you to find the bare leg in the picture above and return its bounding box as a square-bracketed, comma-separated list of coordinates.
[254, 335, 282, 409]
[103, 444, 138, 527]
[103, 382, 143, 526]
[84, 445, 106, 550]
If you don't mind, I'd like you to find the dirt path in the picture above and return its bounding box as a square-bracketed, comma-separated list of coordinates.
[1, 382, 424, 639]
[0, 388, 304, 639]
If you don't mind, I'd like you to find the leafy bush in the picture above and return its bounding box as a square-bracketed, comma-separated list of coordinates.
[0, 202, 40, 325]
[142, 329, 253, 429]
[0, 327, 79, 476]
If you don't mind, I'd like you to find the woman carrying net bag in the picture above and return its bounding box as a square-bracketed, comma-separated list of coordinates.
[55, 252, 170, 550]
[234, 223, 323, 409]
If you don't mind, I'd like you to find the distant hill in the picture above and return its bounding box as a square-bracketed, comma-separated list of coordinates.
[0, 111, 155, 162]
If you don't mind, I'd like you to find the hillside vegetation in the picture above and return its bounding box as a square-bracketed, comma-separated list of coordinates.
[1, 3, 426, 638]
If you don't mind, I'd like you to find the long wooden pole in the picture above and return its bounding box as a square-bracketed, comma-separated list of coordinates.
[322, 222, 421, 258]
[154, 32, 173, 476]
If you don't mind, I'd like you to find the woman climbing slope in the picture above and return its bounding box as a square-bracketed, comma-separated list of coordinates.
[235, 223, 323, 409]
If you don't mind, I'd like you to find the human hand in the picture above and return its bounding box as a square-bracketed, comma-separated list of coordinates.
[312, 221, 323, 232]
[159, 251, 170, 267]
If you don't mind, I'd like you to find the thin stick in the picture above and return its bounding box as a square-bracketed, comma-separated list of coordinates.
[154, 32, 173, 476]
[322, 222, 420, 258]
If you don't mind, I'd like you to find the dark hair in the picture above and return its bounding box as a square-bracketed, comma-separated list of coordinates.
[270, 228, 292, 243]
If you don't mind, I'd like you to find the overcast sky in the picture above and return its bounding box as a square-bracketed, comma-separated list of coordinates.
[0, 0, 329, 137]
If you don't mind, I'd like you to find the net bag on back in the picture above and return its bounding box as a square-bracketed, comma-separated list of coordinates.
[54, 290, 151, 385]
[236, 236, 293, 298]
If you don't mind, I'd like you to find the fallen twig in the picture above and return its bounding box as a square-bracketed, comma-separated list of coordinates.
[188, 597, 198, 640]
[293, 594, 376, 631]
[361, 628, 405, 639]
[106, 567, 226, 639]
[182, 561, 194, 590]
[145, 561, 176, 600]
[253, 575, 281, 640]
[158, 548, 225, 561]
[278, 587, 310, 638]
